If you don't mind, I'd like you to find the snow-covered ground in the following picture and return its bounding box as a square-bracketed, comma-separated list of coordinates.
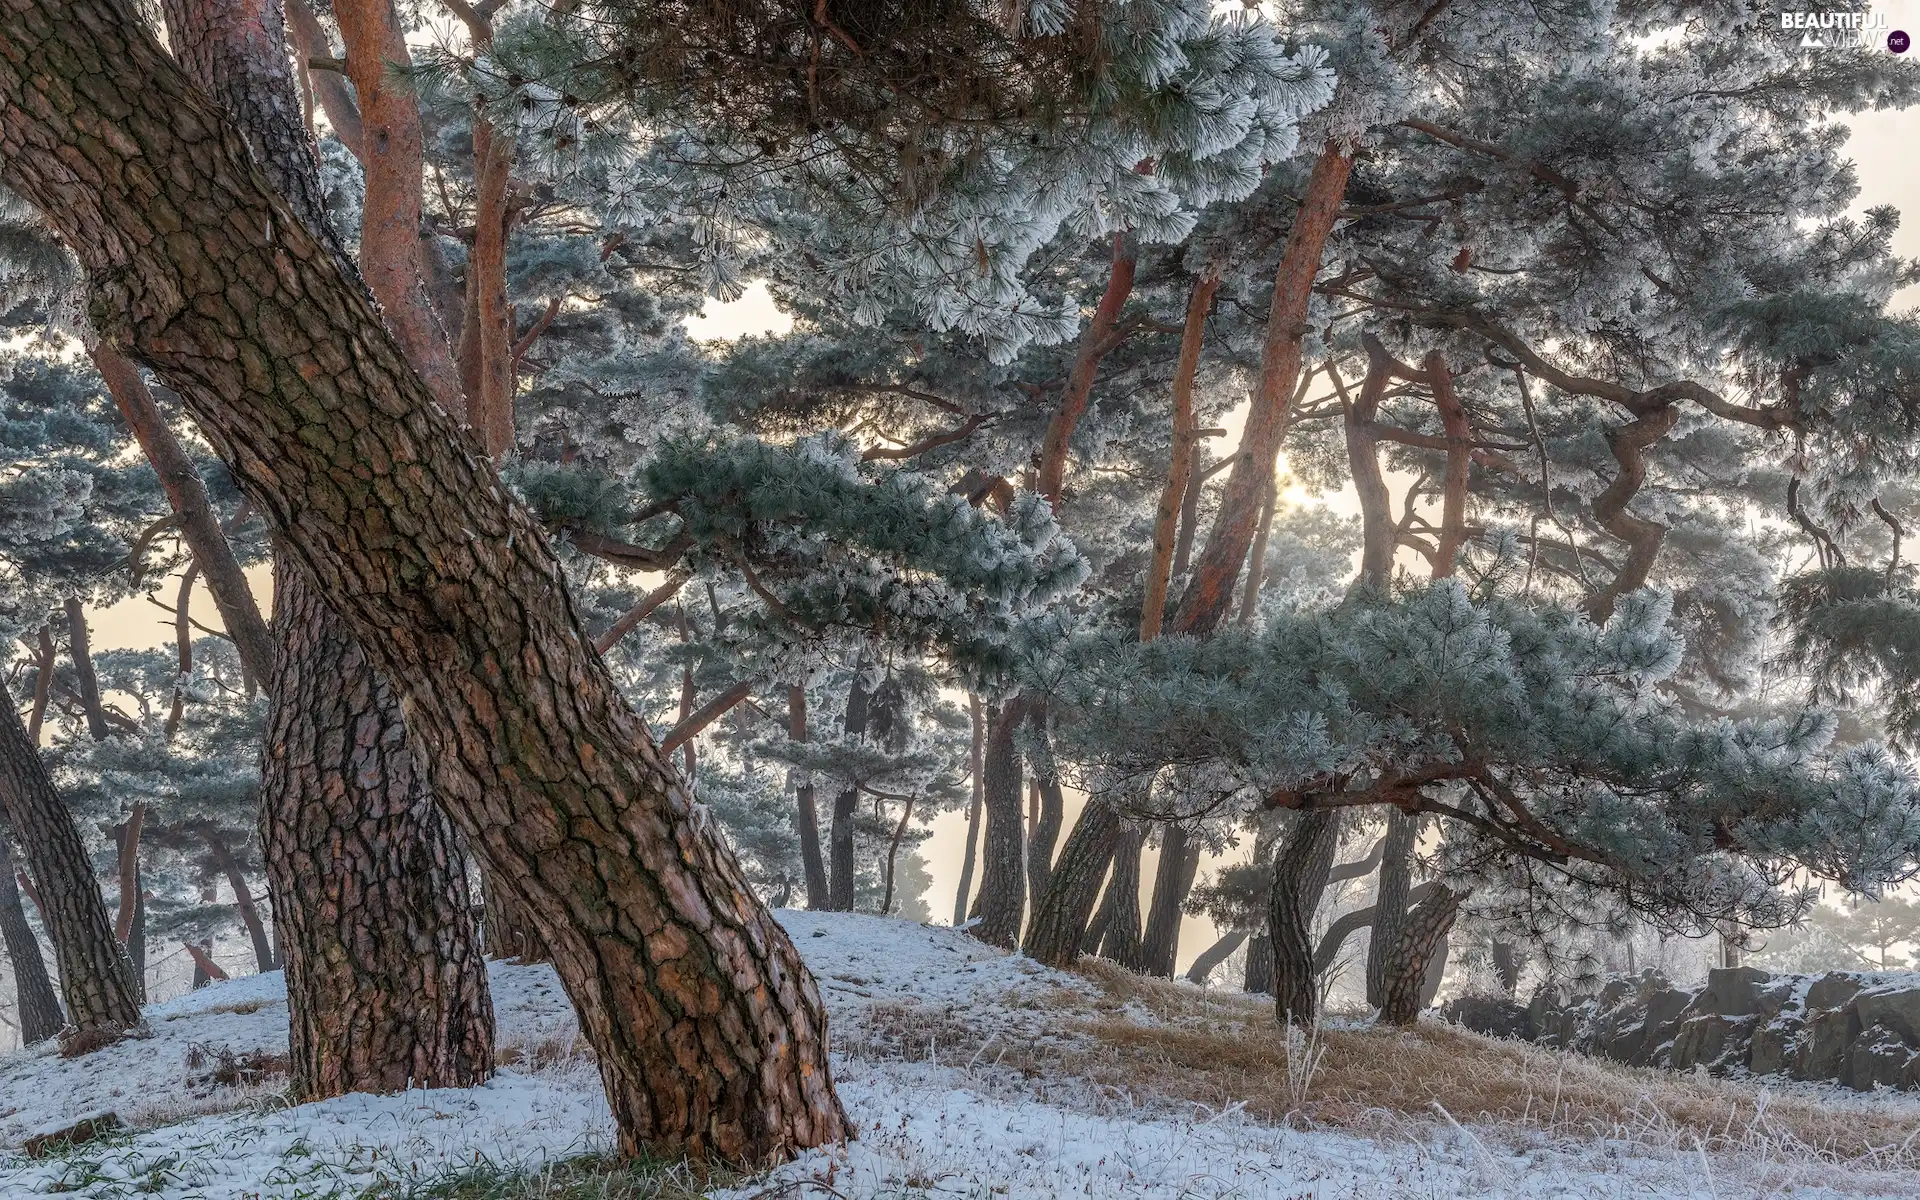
[0, 910, 1914, 1197]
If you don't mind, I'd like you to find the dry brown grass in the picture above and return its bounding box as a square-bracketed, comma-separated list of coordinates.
[1040, 961, 1920, 1169]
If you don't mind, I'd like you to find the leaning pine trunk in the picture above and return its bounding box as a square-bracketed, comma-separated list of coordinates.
[1022, 802, 1122, 967]
[1138, 826, 1201, 978]
[0, 695, 140, 1038]
[0, 829, 63, 1043]
[1378, 885, 1464, 1025]
[0, 4, 847, 1160]
[970, 699, 1028, 948]
[264, 570, 498, 1099]
[1268, 810, 1340, 1026]
[1365, 811, 1417, 1010]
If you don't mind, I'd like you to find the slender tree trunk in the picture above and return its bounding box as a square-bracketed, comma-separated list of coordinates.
[1424, 350, 1472, 578]
[1184, 928, 1247, 986]
[459, 109, 517, 456]
[1171, 443, 1206, 579]
[952, 693, 985, 926]
[1586, 405, 1681, 622]
[1138, 826, 1201, 977]
[0, 696, 140, 1037]
[1022, 801, 1121, 967]
[970, 698, 1028, 948]
[1491, 940, 1522, 997]
[0, 4, 847, 1158]
[0, 830, 62, 1043]
[1341, 341, 1397, 591]
[1236, 478, 1279, 623]
[1268, 810, 1340, 1026]
[828, 674, 871, 912]
[26, 625, 54, 742]
[1365, 810, 1416, 1011]
[90, 346, 274, 681]
[263, 569, 496, 1099]
[1095, 826, 1144, 964]
[328, 0, 468, 420]
[788, 687, 829, 910]
[1035, 233, 1137, 506]
[63, 598, 111, 742]
[202, 827, 275, 973]
[1141, 273, 1219, 640]
[1168, 143, 1352, 639]
[1378, 885, 1464, 1025]
[1024, 703, 1063, 912]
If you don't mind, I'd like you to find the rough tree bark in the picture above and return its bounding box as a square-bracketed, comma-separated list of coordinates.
[970, 698, 1028, 948]
[0, 696, 140, 1037]
[1093, 827, 1144, 964]
[264, 571, 497, 1099]
[160, 0, 499, 1098]
[1022, 801, 1120, 968]
[951, 693, 985, 926]
[0, 829, 63, 1043]
[1377, 884, 1464, 1025]
[1268, 810, 1341, 1025]
[788, 686, 830, 911]
[0, 2, 845, 1160]
[1365, 809, 1416, 1010]
[1137, 826, 1201, 978]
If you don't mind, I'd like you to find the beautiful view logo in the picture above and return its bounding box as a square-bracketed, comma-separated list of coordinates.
[1782, 10, 1889, 48]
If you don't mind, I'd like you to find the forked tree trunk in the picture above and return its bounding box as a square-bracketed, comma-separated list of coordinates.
[0, 830, 63, 1043]
[1094, 827, 1144, 964]
[1378, 885, 1464, 1025]
[0, 3, 846, 1160]
[952, 694, 985, 926]
[1365, 810, 1416, 1010]
[788, 687, 830, 911]
[1138, 826, 1201, 978]
[0, 696, 140, 1037]
[1035, 233, 1137, 507]
[1024, 704, 1064, 911]
[1167, 142, 1352, 640]
[970, 698, 1027, 948]
[111, 817, 147, 1003]
[264, 570, 496, 1098]
[828, 674, 871, 912]
[1340, 341, 1397, 592]
[1022, 801, 1120, 968]
[1268, 810, 1340, 1026]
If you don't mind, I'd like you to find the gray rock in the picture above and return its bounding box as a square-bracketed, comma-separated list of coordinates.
[1807, 972, 1867, 1012]
[1750, 1015, 1803, 1077]
[1668, 1013, 1755, 1073]
[1854, 986, 1920, 1046]
[1697, 966, 1772, 1018]
[1442, 994, 1530, 1040]
[1794, 1005, 1861, 1081]
[1846, 1024, 1917, 1092]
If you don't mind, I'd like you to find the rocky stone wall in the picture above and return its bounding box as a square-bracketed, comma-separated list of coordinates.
[1442, 967, 1920, 1091]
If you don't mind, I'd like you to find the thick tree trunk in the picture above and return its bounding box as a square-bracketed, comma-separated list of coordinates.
[1138, 826, 1201, 978]
[1268, 810, 1340, 1026]
[1365, 810, 1416, 1010]
[1378, 885, 1464, 1025]
[329, 0, 468, 420]
[264, 569, 496, 1098]
[90, 345, 273, 682]
[1184, 928, 1246, 986]
[788, 687, 829, 911]
[0, 3, 845, 1159]
[202, 827, 275, 972]
[827, 674, 871, 912]
[1022, 801, 1120, 968]
[970, 699, 1027, 948]
[952, 694, 985, 926]
[1168, 143, 1352, 639]
[0, 830, 63, 1043]
[1244, 929, 1273, 994]
[1023, 704, 1064, 912]
[1094, 827, 1144, 964]
[1141, 273, 1219, 641]
[1035, 233, 1137, 507]
[0, 696, 140, 1037]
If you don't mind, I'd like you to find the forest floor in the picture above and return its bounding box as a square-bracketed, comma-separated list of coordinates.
[0, 911, 1917, 1197]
